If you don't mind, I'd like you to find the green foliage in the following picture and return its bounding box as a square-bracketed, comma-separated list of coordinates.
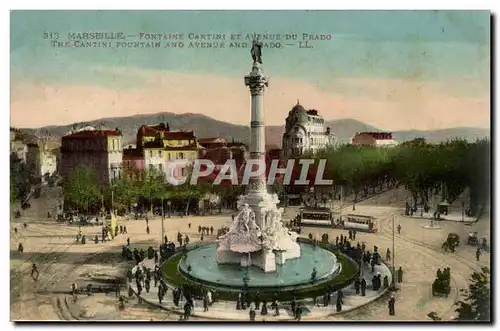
[63, 166, 100, 212]
[306, 139, 490, 211]
[454, 267, 491, 321]
[10, 160, 32, 204]
[429, 267, 491, 321]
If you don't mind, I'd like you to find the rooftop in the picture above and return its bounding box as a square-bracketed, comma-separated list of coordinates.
[63, 130, 121, 139]
[357, 132, 394, 140]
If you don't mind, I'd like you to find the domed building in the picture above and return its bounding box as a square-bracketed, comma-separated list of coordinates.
[282, 100, 335, 157]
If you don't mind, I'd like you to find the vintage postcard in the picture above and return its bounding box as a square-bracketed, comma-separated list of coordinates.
[10, 10, 491, 322]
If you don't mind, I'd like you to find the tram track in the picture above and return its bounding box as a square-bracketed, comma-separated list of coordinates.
[376, 213, 476, 320]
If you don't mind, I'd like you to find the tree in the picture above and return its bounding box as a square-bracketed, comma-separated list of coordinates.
[428, 267, 491, 321]
[63, 166, 100, 213]
[454, 267, 491, 321]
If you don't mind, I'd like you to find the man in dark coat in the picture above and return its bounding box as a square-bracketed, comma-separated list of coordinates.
[388, 296, 396, 315]
[354, 278, 361, 294]
[361, 278, 367, 296]
[397, 267, 403, 283]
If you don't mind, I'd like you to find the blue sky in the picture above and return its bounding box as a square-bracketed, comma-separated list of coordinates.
[10, 10, 491, 129]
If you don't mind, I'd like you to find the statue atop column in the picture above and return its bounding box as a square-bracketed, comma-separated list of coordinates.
[251, 39, 263, 64]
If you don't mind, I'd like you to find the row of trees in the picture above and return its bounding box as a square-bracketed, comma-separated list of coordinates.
[298, 138, 490, 212]
[62, 165, 246, 215]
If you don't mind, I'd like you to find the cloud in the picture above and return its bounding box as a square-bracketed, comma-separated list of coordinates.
[10, 67, 490, 130]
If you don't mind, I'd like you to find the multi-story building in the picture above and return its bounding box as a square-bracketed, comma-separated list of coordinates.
[61, 129, 123, 185]
[351, 132, 398, 147]
[282, 101, 335, 157]
[25, 140, 60, 181]
[134, 123, 199, 178]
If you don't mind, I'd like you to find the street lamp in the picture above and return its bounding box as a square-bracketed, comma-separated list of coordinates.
[161, 197, 165, 244]
[391, 213, 397, 291]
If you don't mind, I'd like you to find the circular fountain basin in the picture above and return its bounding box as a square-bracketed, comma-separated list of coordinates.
[178, 243, 340, 289]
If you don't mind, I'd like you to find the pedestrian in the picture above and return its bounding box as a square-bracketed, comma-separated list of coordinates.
[249, 307, 256, 321]
[145, 278, 150, 293]
[18, 243, 23, 253]
[127, 237, 130, 246]
[146, 225, 150, 235]
[397, 224, 401, 234]
[119, 225, 123, 234]
[476, 248, 481, 261]
[388, 296, 396, 315]
[188, 223, 191, 229]
[353, 230, 357, 240]
[115, 280, 120, 297]
[87, 283, 92, 296]
[260, 301, 268, 315]
[397, 267, 403, 283]
[201, 233, 204, 241]
[295, 304, 302, 321]
[348, 230, 352, 240]
[361, 278, 367, 296]
[14, 227, 18, 234]
[198, 225, 201, 234]
[31, 263, 39, 281]
[354, 278, 361, 294]
[203, 295, 209, 312]
[94, 235, 99, 244]
[164, 235, 168, 244]
[24, 223, 27, 229]
[123, 226, 127, 234]
[386, 248, 391, 261]
[210, 226, 214, 235]
[183, 301, 191, 320]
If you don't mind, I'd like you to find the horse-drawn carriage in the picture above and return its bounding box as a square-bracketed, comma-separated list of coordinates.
[467, 232, 479, 245]
[432, 267, 451, 297]
[442, 233, 460, 253]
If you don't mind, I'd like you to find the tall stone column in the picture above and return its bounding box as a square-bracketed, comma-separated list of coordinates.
[244, 62, 268, 195]
[244, 62, 276, 272]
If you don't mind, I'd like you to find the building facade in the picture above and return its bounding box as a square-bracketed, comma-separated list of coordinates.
[135, 123, 199, 178]
[282, 101, 335, 157]
[25, 140, 60, 181]
[61, 129, 123, 185]
[351, 132, 398, 147]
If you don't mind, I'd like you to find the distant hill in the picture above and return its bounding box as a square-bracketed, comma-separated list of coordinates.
[15, 112, 490, 147]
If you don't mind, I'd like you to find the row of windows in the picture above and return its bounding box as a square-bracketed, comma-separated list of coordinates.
[346, 217, 374, 225]
[308, 117, 324, 124]
[148, 150, 186, 160]
[301, 212, 331, 221]
[148, 163, 188, 177]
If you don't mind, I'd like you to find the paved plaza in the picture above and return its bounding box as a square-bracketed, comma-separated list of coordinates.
[10, 187, 491, 321]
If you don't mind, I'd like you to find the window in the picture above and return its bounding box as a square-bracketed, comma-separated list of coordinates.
[159, 163, 163, 172]
[149, 151, 153, 158]
[168, 153, 171, 161]
[179, 152, 184, 160]
[149, 164, 154, 172]
[112, 139, 115, 151]
[158, 150, 162, 158]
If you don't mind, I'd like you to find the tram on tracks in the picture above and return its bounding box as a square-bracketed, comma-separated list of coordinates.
[299, 207, 334, 227]
[343, 214, 377, 232]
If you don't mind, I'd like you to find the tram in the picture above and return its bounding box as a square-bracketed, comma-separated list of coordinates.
[343, 214, 377, 232]
[299, 207, 334, 227]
